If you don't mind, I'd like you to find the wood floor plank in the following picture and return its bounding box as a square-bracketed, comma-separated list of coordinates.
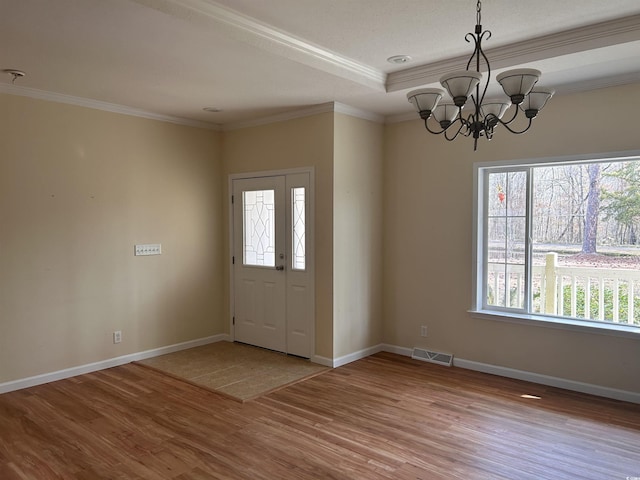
[1, 352, 639, 479]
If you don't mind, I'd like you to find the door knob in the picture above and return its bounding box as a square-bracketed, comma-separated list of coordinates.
[275, 265, 285, 271]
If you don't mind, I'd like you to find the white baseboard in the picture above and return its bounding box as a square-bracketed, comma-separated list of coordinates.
[452, 357, 640, 404]
[311, 355, 334, 367]
[328, 344, 384, 368]
[0, 334, 230, 394]
[5, 337, 637, 405]
[376, 343, 639, 404]
[380, 344, 413, 357]
[311, 344, 384, 368]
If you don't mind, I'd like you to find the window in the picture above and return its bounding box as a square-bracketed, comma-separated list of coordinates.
[474, 153, 640, 333]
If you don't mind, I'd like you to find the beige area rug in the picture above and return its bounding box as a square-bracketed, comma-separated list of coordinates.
[135, 342, 329, 402]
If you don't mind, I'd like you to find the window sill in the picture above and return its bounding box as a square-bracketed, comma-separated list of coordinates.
[469, 309, 640, 339]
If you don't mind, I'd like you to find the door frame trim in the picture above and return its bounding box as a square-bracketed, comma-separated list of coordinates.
[228, 167, 315, 356]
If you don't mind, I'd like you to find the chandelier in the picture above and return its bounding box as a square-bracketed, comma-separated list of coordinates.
[407, 0, 554, 150]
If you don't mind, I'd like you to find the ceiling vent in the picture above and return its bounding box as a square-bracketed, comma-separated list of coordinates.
[411, 348, 453, 367]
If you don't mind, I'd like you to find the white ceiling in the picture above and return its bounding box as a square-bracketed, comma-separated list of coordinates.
[2, 0, 640, 129]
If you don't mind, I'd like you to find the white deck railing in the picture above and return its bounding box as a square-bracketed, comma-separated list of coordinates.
[487, 253, 640, 325]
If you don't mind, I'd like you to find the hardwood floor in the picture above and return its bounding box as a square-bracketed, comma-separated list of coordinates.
[1, 352, 639, 479]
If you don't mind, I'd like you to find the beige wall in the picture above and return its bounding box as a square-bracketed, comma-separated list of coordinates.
[333, 113, 384, 358]
[0, 94, 224, 383]
[221, 113, 335, 359]
[3, 82, 639, 395]
[383, 83, 640, 393]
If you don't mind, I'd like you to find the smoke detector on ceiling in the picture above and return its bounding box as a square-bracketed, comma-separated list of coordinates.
[387, 55, 412, 65]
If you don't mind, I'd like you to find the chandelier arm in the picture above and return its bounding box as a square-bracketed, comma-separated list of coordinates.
[423, 118, 449, 135]
[464, 33, 480, 71]
[423, 116, 469, 137]
[424, 122, 445, 135]
[494, 115, 534, 135]
[476, 31, 492, 105]
[443, 120, 467, 141]
[499, 105, 520, 125]
[485, 128, 494, 141]
[457, 114, 474, 138]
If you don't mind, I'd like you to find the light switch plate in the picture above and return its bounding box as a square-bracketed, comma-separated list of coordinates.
[135, 244, 162, 256]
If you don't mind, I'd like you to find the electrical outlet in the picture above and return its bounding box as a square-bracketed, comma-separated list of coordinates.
[113, 330, 122, 344]
[420, 325, 428, 337]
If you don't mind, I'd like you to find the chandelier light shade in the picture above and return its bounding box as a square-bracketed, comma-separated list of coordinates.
[481, 101, 511, 125]
[520, 89, 555, 117]
[439, 71, 483, 106]
[407, 88, 445, 119]
[496, 68, 541, 102]
[406, 0, 553, 150]
[432, 103, 460, 129]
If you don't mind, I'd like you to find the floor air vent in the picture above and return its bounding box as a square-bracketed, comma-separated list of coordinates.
[411, 348, 453, 367]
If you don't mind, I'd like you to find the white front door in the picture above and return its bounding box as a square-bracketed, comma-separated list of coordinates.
[232, 171, 314, 358]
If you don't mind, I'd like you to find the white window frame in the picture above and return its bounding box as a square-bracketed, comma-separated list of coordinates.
[471, 150, 640, 339]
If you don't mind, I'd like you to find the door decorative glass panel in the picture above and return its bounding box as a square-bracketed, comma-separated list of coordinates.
[292, 187, 306, 270]
[243, 190, 275, 267]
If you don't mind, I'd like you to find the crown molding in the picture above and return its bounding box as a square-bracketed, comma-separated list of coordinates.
[223, 103, 335, 130]
[135, 0, 386, 91]
[384, 111, 417, 125]
[555, 71, 640, 95]
[0, 83, 221, 130]
[387, 14, 640, 92]
[334, 103, 385, 124]
[223, 102, 382, 131]
[0, 82, 384, 131]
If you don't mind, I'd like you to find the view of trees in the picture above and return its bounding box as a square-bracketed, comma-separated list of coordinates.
[601, 161, 640, 245]
[532, 160, 640, 251]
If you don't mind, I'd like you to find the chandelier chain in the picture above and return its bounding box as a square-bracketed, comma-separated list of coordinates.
[476, 0, 482, 26]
